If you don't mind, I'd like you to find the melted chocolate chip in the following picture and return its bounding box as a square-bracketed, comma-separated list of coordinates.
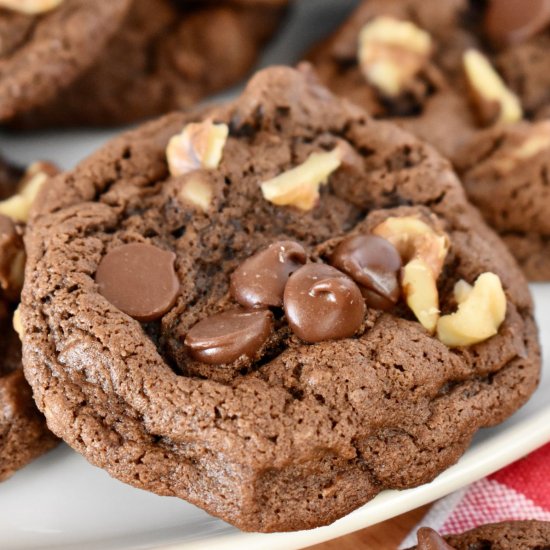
[330, 234, 402, 311]
[485, 0, 550, 47]
[0, 214, 23, 293]
[230, 241, 307, 308]
[416, 528, 455, 550]
[185, 309, 273, 364]
[96, 243, 179, 322]
[283, 263, 365, 343]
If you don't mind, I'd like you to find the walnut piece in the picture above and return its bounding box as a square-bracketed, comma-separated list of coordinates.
[0, 162, 57, 222]
[12, 306, 23, 339]
[260, 148, 342, 211]
[358, 16, 432, 97]
[178, 172, 213, 212]
[167, 120, 229, 177]
[0, 0, 62, 14]
[463, 49, 522, 127]
[437, 272, 506, 347]
[373, 216, 449, 332]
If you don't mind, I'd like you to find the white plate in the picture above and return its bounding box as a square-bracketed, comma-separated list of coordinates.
[1, 1, 549, 548]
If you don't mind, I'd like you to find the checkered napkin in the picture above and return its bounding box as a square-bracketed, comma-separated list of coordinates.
[399, 442, 550, 548]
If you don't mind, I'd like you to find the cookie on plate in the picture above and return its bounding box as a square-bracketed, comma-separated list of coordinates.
[408, 521, 550, 549]
[9, 0, 288, 128]
[0, 0, 131, 122]
[0, 157, 58, 481]
[21, 66, 540, 532]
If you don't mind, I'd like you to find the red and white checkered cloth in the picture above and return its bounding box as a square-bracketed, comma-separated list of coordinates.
[400, 442, 550, 548]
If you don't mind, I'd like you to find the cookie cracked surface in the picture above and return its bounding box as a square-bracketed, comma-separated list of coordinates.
[21, 66, 540, 532]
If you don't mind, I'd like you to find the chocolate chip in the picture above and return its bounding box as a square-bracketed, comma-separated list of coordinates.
[185, 309, 273, 364]
[485, 0, 550, 47]
[96, 243, 179, 322]
[330, 234, 401, 311]
[230, 240, 307, 308]
[0, 214, 23, 293]
[283, 263, 365, 343]
[416, 527, 455, 550]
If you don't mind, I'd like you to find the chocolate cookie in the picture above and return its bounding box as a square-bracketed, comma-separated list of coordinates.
[21, 66, 539, 532]
[0, 157, 57, 481]
[0, 0, 131, 122]
[408, 521, 550, 549]
[8, 0, 287, 128]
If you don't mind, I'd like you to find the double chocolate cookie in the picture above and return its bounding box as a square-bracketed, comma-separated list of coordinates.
[408, 521, 550, 549]
[21, 66, 539, 531]
[9, 0, 287, 128]
[0, 157, 57, 481]
[0, 0, 131, 121]
[307, 0, 550, 280]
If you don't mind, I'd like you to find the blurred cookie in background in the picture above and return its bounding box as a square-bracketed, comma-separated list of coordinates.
[8, 0, 289, 129]
[0, 0, 131, 122]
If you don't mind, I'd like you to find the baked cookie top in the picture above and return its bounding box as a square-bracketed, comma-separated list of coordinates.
[21, 66, 539, 532]
[0, 0, 130, 121]
[9, 0, 286, 128]
[0, 156, 58, 481]
[408, 521, 550, 549]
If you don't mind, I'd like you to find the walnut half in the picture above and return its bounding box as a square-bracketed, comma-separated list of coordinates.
[358, 16, 433, 97]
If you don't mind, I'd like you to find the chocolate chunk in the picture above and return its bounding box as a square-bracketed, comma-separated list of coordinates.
[330, 234, 402, 311]
[0, 214, 23, 293]
[230, 241, 307, 308]
[485, 0, 550, 47]
[416, 527, 455, 550]
[283, 263, 365, 343]
[95, 243, 179, 322]
[185, 309, 273, 364]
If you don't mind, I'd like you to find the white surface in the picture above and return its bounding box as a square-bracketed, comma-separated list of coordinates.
[1, 1, 549, 548]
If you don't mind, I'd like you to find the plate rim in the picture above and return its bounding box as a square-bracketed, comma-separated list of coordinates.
[159, 407, 550, 550]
